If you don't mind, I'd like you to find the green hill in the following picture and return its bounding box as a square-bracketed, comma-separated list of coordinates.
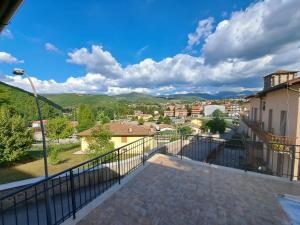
[115, 92, 167, 104]
[44, 93, 117, 107]
[44, 92, 167, 107]
[0, 81, 63, 122]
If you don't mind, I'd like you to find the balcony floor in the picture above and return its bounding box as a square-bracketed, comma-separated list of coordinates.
[76, 154, 300, 225]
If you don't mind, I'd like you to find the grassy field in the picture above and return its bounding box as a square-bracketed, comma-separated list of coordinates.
[0, 147, 86, 184]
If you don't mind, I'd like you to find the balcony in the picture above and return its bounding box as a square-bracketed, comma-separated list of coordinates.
[1, 134, 300, 225]
[241, 115, 297, 145]
[75, 154, 300, 225]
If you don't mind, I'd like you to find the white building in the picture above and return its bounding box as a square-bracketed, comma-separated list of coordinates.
[203, 105, 225, 117]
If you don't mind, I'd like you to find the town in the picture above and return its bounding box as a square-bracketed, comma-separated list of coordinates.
[1, 1, 300, 225]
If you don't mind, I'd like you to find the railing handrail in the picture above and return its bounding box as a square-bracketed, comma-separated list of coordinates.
[0, 135, 156, 201]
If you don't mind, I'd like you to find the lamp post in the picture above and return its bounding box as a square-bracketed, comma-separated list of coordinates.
[13, 68, 52, 225]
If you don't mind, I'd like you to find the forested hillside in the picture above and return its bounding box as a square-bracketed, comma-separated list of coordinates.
[44, 93, 117, 107]
[0, 81, 63, 123]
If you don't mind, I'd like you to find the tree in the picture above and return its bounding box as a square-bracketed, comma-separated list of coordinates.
[138, 117, 144, 125]
[179, 126, 193, 137]
[0, 107, 33, 165]
[88, 126, 115, 158]
[206, 117, 226, 134]
[212, 109, 225, 119]
[46, 117, 73, 143]
[0, 89, 8, 104]
[157, 116, 164, 124]
[163, 116, 172, 124]
[97, 112, 111, 124]
[77, 105, 95, 132]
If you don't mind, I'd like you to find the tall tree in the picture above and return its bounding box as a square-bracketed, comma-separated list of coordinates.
[46, 117, 73, 143]
[97, 112, 111, 124]
[206, 111, 226, 134]
[77, 105, 95, 132]
[0, 107, 33, 165]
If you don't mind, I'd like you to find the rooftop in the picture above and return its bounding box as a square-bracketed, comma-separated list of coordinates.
[264, 69, 298, 77]
[72, 154, 300, 225]
[78, 122, 156, 137]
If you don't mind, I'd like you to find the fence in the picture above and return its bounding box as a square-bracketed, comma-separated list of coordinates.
[1, 133, 299, 225]
[0, 136, 157, 225]
[156, 133, 300, 181]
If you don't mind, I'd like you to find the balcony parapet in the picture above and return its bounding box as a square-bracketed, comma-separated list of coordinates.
[241, 116, 296, 145]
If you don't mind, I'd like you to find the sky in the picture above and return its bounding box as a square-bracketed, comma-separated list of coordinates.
[1, 0, 300, 95]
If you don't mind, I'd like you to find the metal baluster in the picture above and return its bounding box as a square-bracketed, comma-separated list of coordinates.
[70, 170, 77, 219]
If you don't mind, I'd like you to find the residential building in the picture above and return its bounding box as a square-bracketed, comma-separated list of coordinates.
[175, 108, 188, 117]
[174, 105, 188, 118]
[78, 122, 156, 151]
[226, 103, 243, 117]
[191, 103, 202, 117]
[164, 105, 175, 117]
[203, 105, 225, 117]
[32, 120, 48, 129]
[239, 69, 300, 179]
[190, 118, 203, 127]
[137, 114, 153, 121]
[157, 124, 175, 132]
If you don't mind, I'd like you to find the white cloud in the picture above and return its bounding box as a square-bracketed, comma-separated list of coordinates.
[2, 0, 300, 95]
[203, 0, 300, 64]
[67, 45, 122, 78]
[0, 52, 23, 64]
[1, 29, 13, 39]
[3, 73, 116, 94]
[187, 17, 214, 50]
[45, 42, 60, 53]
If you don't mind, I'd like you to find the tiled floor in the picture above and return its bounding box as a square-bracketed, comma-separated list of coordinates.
[77, 154, 300, 225]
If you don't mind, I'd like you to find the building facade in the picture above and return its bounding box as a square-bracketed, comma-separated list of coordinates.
[203, 105, 225, 117]
[239, 70, 300, 179]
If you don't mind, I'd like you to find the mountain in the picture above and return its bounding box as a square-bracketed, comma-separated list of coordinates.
[45, 90, 254, 108]
[44, 93, 116, 107]
[164, 91, 255, 100]
[115, 92, 167, 104]
[0, 81, 63, 122]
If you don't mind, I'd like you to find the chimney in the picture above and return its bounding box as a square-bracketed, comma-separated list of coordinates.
[128, 127, 133, 133]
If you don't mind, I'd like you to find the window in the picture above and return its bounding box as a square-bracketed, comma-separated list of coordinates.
[121, 136, 127, 143]
[254, 108, 258, 122]
[280, 111, 287, 136]
[262, 101, 266, 111]
[268, 109, 273, 132]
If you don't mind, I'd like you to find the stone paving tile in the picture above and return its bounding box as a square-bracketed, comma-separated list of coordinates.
[77, 154, 300, 225]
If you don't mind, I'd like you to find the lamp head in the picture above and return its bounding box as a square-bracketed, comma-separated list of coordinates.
[13, 68, 25, 76]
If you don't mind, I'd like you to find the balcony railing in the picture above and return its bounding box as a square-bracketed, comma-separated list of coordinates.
[0, 133, 299, 225]
[241, 115, 297, 145]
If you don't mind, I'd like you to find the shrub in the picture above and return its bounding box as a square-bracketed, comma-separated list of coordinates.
[49, 145, 60, 165]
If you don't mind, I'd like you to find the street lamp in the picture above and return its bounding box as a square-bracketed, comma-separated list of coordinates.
[13, 68, 52, 225]
[13, 68, 49, 178]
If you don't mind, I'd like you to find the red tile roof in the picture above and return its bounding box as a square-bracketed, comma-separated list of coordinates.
[78, 122, 156, 137]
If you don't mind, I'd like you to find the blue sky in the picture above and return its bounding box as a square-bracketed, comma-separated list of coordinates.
[1, 0, 300, 95]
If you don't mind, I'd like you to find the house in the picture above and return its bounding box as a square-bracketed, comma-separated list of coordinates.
[78, 122, 156, 152]
[174, 105, 188, 118]
[225, 103, 243, 117]
[137, 114, 153, 121]
[191, 103, 202, 117]
[203, 105, 225, 117]
[157, 124, 175, 132]
[164, 105, 175, 117]
[32, 120, 48, 129]
[239, 69, 300, 179]
[190, 118, 202, 127]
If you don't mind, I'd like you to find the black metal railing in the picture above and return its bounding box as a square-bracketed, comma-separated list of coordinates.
[156, 133, 300, 181]
[1, 133, 299, 225]
[0, 136, 158, 225]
